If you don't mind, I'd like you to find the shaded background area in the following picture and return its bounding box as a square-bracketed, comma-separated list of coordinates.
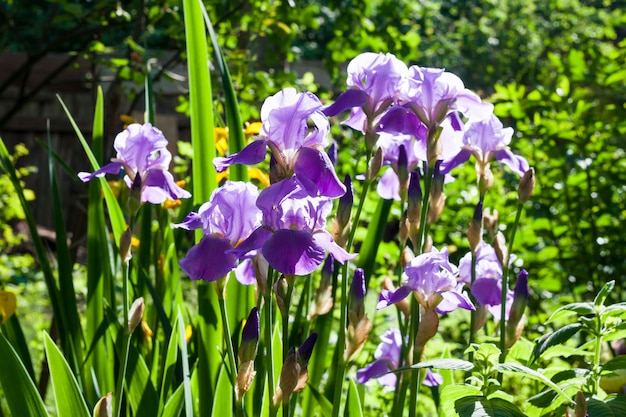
[1, 0, 625, 310]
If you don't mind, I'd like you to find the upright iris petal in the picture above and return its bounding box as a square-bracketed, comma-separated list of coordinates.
[324, 52, 409, 134]
[174, 181, 261, 282]
[214, 88, 345, 198]
[441, 113, 529, 177]
[229, 178, 355, 276]
[78, 123, 190, 204]
[378, 247, 474, 314]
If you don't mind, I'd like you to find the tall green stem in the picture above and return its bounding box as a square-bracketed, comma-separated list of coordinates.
[264, 268, 278, 417]
[217, 280, 245, 417]
[331, 152, 372, 417]
[499, 201, 524, 363]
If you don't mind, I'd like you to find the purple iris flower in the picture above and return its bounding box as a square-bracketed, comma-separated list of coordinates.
[229, 178, 355, 276]
[78, 123, 191, 204]
[324, 52, 408, 134]
[173, 181, 261, 282]
[378, 247, 474, 314]
[356, 328, 402, 388]
[214, 88, 345, 198]
[458, 242, 513, 320]
[441, 113, 529, 176]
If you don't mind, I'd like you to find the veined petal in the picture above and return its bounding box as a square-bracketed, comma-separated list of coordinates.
[294, 147, 346, 198]
[379, 106, 427, 139]
[262, 229, 325, 275]
[440, 148, 472, 175]
[142, 169, 191, 204]
[179, 236, 237, 282]
[323, 90, 368, 117]
[436, 289, 475, 314]
[228, 227, 273, 259]
[213, 140, 268, 172]
[78, 161, 124, 182]
[172, 211, 203, 231]
[471, 278, 503, 306]
[234, 258, 257, 285]
[312, 232, 356, 263]
[376, 168, 401, 201]
[493, 148, 529, 177]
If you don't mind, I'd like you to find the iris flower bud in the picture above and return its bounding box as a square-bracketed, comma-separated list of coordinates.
[309, 255, 334, 319]
[346, 269, 372, 360]
[518, 167, 536, 203]
[397, 145, 409, 200]
[468, 202, 483, 254]
[366, 147, 384, 182]
[128, 297, 145, 333]
[506, 270, 529, 349]
[237, 307, 260, 399]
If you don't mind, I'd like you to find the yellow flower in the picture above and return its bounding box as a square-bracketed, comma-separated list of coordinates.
[0, 290, 17, 324]
[244, 122, 262, 136]
[214, 127, 229, 155]
[248, 167, 270, 187]
[120, 114, 137, 129]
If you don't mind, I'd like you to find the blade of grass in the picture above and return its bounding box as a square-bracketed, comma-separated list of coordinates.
[84, 86, 115, 403]
[47, 120, 85, 384]
[1, 314, 36, 381]
[56, 95, 126, 245]
[183, 0, 221, 413]
[0, 332, 49, 417]
[43, 332, 91, 417]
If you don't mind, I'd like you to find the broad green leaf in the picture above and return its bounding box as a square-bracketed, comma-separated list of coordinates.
[356, 197, 392, 281]
[532, 323, 582, 362]
[439, 384, 482, 417]
[587, 395, 626, 416]
[547, 303, 594, 322]
[177, 309, 194, 417]
[455, 396, 526, 417]
[347, 379, 364, 417]
[0, 332, 49, 417]
[211, 366, 234, 417]
[125, 343, 159, 416]
[602, 356, 626, 372]
[161, 383, 185, 417]
[159, 313, 181, 415]
[493, 362, 574, 406]
[43, 332, 90, 417]
[2, 314, 35, 380]
[405, 358, 475, 372]
[306, 383, 333, 417]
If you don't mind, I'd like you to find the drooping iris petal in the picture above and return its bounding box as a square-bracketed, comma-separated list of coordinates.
[323, 89, 368, 117]
[179, 236, 237, 282]
[213, 139, 268, 172]
[378, 106, 427, 139]
[228, 227, 273, 259]
[142, 169, 191, 204]
[77, 161, 124, 182]
[78, 123, 188, 204]
[377, 286, 412, 310]
[357, 328, 402, 387]
[356, 359, 396, 387]
[493, 148, 530, 177]
[312, 232, 356, 263]
[261, 229, 325, 275]
[294, 147, 346, 198]
[234, 258, 257, 285]
[437, 287, 476, 314]
[423, 369, 443, 387]
[377, 168, 401, 201]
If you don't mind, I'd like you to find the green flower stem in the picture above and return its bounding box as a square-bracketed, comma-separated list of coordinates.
[396, 161, 432, 415]
[468, 253, 478, 359]
[592, 314, 603, 395]
[331, 152, 372, 417]
[264, 267, 278, 417]
[216, 279, 244, 417]
[408, 303, 422, 417]
[499, 201, 524, 364]
[114, 261, 131, 417]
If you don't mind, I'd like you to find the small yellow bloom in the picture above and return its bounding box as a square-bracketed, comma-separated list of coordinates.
[0, 290, 17, 324]
[185, 324, 193, 342]
[163, 199, 182, 209]
[120, 114, 137, 129]
[248, 167, 270, 187]
[244, 122, 262, 136]
[131, 236, 140, 248]
[214, 127, 229, 155]
[141, 320, 154, 338]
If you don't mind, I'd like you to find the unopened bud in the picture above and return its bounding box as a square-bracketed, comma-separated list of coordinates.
[129, 172, 143, 212]
[239, 307, 260, 364]
[483, 208, 499, 237]
[336, 175, 353, 229]
[506, 270, 529, 349]
[366, 147, 384, 182]
[428, 161, 446, 223]
[327, 141, 338, 165]
[274, 347, 300, 404]
[407, 171, 422, 224]
[575, 391, 587, 417]
[397, 145, 409, 200]
[274, 275, 290, 317]
[494, 232, 508, 267]
[346, 269, 371, 360]
[128, 297, 145, 333]
[401, 246, 415, 269]
[478, 164, 494, 196]
[468, 202, 483, 254]
[399, 215, 409, 244]
[518, 167, 535, 203]
[310, 256, 334, 319]
[236, 308, 259, 399]
[473, 304, 489, 332]
[93, 392, 112, 417]
[120, 227, 133, 264]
